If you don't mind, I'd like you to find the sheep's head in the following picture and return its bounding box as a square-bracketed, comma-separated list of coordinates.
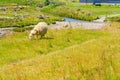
[29, 33, 33, 40]
[29, 30, 37, 40]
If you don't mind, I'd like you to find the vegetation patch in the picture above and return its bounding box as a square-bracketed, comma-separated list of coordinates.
[41, 4, 120, 21]
[105, 16, 120, 22]
[68, 4, 120, 16]
[0, 3, 63, 28]
[13, 26, 33, 32]
[0, 23, 120, 80]
[0, 29, 107, 66]
[0, 0, 44, 6]
[0, 1, 120, 79]
[41, 4, 98, 21]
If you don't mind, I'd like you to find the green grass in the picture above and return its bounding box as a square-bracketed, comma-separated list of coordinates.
[105, 16, 120, 22]
[0, 0, 67, 6]
[0, 0, 44, 6]
[0, 29, 107, 66]
[1, 36, 120, 80]
[0, 3, 63, 28]
[41, 4, 120, 21]
[13, 26, 33, 32]
[68, 4, 120, 17]
[0, 1, 120, 79]
[0, 23, 120, 80]
[1, 1, 120, 28]
[41, 4, 98, 21]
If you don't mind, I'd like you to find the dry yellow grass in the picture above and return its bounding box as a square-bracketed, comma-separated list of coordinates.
[0, 23, 120, 80]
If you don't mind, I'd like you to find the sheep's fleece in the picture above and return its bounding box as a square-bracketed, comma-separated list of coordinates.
[29, 22, 48, 39]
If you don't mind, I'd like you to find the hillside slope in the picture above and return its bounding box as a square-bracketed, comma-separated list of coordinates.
[0, 23, 120, 80]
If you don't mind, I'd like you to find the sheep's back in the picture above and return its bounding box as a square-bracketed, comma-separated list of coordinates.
[40, 26, 47, 35]
[34, 22, 47, 31]
[33, 22, 48, 35]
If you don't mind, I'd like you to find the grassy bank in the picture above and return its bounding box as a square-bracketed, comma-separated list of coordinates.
[0, 23, 120, 80]
[105, 16, 120, 22]
[1, 2, 120, 28]
[0, 0, 44, 6]
[0, 29, 107, 66]
[0, 3, 62, 28]
[0, 0, 74, 7]
[41, 4, 98, 21]
[69, 4, 120, 17]
[41, 3, 120, 21]
[0, 1, 120, 79]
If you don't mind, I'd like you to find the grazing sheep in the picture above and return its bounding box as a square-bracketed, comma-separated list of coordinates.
[29, 22, 48, 40]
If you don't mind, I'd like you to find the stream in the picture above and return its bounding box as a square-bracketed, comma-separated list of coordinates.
[63, 17, 89, 23]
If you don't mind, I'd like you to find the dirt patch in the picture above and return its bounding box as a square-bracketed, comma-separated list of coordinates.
[48, 21, 109, 30]
[0, 28, 13, 38]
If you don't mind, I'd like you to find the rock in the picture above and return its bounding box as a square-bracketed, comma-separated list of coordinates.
[13, 6, 25, 11]
[37, 15, 49, 19]
[0, 28, 13, 38]
[19, 15, 25, 19]
[37, 15, 44, 19]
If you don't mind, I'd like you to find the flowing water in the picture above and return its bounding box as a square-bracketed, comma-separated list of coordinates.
[64, 17, 89, 23]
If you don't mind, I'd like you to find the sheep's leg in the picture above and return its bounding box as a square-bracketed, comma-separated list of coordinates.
[40, 35, 44, 39]
[36, 34, 41, 39]
[40, 35, 43, 39]
[36, 35, 39, 39]
[38, 35, 41, 39]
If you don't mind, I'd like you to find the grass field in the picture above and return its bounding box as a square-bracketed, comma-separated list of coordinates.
[0, 3, 63, 28]
[0, 22, 120, 80]
[0, 1, 65, 28]
[0, 0, 120, 79]
[68, 4, 120, 16]
[41, 4, 98, 21]
[106, 16, 120, 22]
[0, 29, 107, 66]
[41, 4, 120, 21]
[0, 1, 120, 28]
[0, 0, 44, 6]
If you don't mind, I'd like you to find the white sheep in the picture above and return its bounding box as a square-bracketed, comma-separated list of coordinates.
[29, 22, 48, 40]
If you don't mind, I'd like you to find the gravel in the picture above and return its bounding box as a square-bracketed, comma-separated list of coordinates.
[0, 28, 13, 38]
